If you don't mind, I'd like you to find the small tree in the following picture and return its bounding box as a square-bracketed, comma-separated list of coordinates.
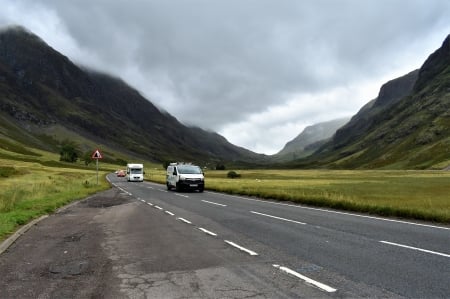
[59, 139, 80, 163]
[216, 163, 226, 170]
[82, 151, 92, 166]
[163, 160, 172, 169]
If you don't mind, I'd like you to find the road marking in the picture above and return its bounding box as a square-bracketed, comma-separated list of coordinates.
[154, 206, 163, 210]
[165, 211, 175, 216]
[177, 218, 192, 224]
[250, 211, 306, 225]
[198, 228, 218, 236]
[147, 202, 153, 206]
[147, 186, 154, 189]
[205, 192, 450, 231]
[175, 193, 189, 198]
[380, 241, 450, 258]
[117, 187, 132, 196]
[273, 264, 337, 293]
[202, 200, 227, 207]
[157, 189, 168, 193]
[224, 240, 258, 256]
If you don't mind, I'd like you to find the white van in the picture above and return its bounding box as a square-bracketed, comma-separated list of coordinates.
[166, 162, 204, 192]
[126, 163, 144, 182]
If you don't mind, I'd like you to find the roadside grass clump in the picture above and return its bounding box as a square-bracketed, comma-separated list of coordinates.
[0, 166, 21, 178]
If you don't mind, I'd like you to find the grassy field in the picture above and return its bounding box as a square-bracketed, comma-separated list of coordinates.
[0, 147, 115, 241]
[147, 168, 450, 224]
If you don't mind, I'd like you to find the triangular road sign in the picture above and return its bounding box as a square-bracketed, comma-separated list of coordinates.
[91, 149, 103, 159]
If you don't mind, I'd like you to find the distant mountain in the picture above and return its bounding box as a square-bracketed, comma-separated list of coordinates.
[299, 34, 450, 169]
[327, 69, 419, 150]
[274, 117, 349, 161]
[0, 26, 267, 165]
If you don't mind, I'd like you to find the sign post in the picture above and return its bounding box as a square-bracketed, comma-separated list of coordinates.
[91, 149, 103, 185]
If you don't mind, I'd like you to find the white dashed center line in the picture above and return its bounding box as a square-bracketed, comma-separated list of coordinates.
[175, 193, 189, 198]
[380, 241, 450, 258]
[154, 205, 163, 210]
[251, 211, 306, 225]
[165, 211, 175, 216]
[201, 200, 227, 207]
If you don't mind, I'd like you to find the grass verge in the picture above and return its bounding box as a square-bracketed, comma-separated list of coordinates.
[0, 158, 111, 241]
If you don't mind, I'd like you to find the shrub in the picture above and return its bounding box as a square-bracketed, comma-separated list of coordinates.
[227, 171, 241, 178]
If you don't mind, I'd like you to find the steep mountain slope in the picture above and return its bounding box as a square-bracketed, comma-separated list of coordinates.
[301, 34, 450, 169]
[0, 26, 266, 164]
[274, 117, 349, 161]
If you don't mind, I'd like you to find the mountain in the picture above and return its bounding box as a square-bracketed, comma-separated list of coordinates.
[274, 117, 350, 161]
[299, 34, 450, 169]
[0, 26, 267, 165]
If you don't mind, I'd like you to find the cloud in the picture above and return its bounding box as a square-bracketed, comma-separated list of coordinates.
[1, 0, 449, 154]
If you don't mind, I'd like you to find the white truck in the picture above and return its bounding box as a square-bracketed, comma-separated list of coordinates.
[126, 163, 144, 182]
[166, 162, 204, 192]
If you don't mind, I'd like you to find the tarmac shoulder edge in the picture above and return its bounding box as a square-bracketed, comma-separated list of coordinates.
[0, 215, 49, 255]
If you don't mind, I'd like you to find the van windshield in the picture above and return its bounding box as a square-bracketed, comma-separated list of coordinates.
[130, 168, 143, 174]
[177, 165, 202, 174]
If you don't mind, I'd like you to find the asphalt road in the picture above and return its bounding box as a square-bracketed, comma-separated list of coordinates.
[1, 174, 449, 298]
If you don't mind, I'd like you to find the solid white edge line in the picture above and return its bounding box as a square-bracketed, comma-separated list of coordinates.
[273, 264, 337, 293]
[198, 228, 218, 236]
[224, 240, 258, 256]
[201, 200, 227, 207]
[205, 191, 449, 231]
[154, 206, 163, 210]
[165, 211, 175, 216]
[177, 217, 192, 224]
[380, 241, 450, 258]
[251, 211, 306, 225]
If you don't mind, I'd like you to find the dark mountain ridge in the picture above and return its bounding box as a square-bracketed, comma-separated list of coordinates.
[0, 26, 266, 164]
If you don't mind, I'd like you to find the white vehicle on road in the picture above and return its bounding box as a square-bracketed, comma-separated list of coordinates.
[166, 162, 204, 192]
[126, 163, 144, 182]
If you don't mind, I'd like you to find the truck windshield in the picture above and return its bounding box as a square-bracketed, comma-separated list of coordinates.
[130, 168, 143, 174]
[177, 165, 202, 174]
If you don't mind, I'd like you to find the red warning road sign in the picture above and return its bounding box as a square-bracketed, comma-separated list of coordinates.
[91, 149, 103, 159]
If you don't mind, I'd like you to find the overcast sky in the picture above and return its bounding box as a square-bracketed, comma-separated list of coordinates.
[1, 0, 449, 154]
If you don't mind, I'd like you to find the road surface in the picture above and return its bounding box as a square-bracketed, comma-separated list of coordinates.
[0, 174, 449, 298]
